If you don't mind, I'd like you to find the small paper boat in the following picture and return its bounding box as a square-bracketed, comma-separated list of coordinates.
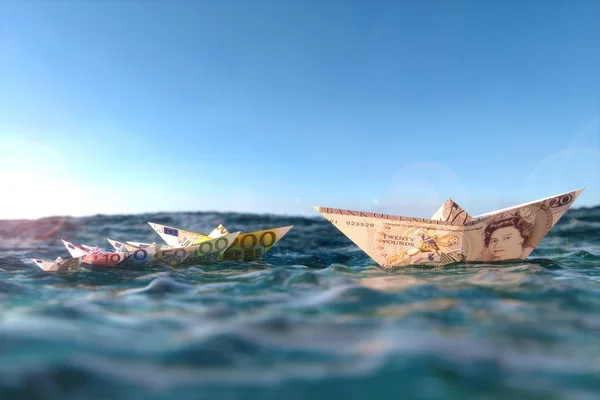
[315, 189, 584, 269]
[147, 222, 293, 262]
[31, 256, 82, 272]
[61, 232, 241, 267]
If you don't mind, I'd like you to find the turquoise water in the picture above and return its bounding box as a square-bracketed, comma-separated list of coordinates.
[1, 207, 599, 399]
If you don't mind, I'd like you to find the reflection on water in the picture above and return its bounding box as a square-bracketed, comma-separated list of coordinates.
[358, 274, 427, 292]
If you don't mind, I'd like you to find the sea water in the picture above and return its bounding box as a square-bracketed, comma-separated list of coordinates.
[1, 207, 599, 399]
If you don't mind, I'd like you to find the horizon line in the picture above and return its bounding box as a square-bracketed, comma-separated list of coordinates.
[1, 202, 598, 223]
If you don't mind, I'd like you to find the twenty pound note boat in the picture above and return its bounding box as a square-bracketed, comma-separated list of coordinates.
[315, 189, 584, 269]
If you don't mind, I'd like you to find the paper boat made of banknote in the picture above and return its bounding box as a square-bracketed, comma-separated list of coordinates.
[315, 189, 584, 269]
[31, 223, 293, 271]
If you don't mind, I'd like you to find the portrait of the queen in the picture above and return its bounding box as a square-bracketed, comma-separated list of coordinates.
[481, 208, 537, 261]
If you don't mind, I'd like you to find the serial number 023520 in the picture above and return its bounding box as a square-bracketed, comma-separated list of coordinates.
[346, 221, 374, 227]
[327, 219, 375, 228]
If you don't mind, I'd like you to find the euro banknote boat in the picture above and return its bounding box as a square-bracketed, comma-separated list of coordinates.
[146, 222, 293, 262]
[31, 256, 83, 272]
[61, 232, 241, 267]
[315, 189, 584, 269]
[31, 222, 293, 270]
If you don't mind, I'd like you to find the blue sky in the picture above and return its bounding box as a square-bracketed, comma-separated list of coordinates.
[1, 0, 598, 219]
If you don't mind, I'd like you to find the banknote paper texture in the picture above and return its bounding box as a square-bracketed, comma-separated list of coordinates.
[316, 189, 583, 269]
[31, 256, 82, 272]
[148, 223, 293, 262]
[34, 220, 292, 270]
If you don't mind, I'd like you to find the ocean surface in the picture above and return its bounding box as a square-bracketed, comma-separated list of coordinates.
[1, 207, 599, 400]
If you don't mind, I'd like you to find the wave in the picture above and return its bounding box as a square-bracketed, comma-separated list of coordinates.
[0, 207, 599, 399]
